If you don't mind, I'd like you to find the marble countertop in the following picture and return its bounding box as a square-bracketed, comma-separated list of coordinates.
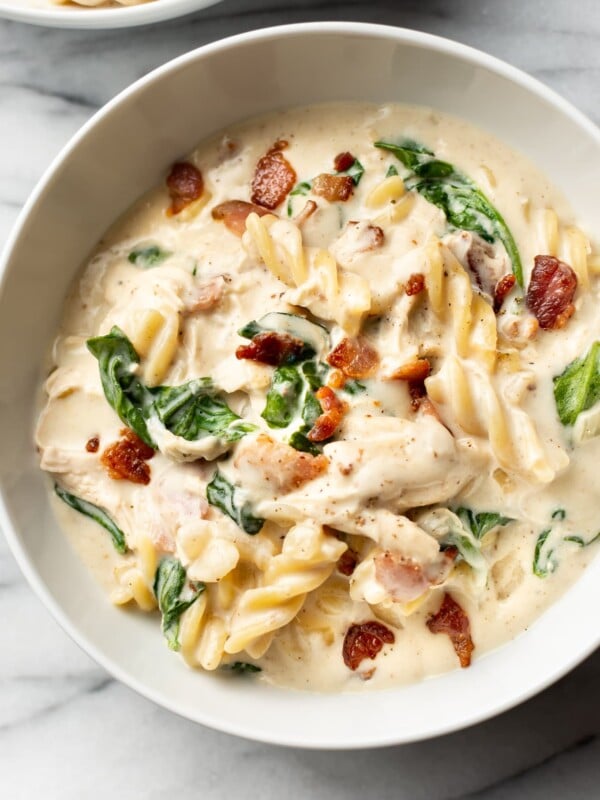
[1, 1, 599, 797]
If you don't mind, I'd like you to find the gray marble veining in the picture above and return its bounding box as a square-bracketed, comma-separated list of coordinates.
[1, 2, 599, 797]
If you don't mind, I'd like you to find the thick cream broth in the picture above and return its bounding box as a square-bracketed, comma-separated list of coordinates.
[36, 103, 600, 691]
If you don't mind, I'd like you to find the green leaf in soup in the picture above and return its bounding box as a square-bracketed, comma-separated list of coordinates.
[55, 484, 128, 554]
[152, 379, 255, 443]
[533, 528, 558, 578]
[87, 328, 254, 454]
[128, 244, 171, 268]
[206, 471, 264, 535]
[261, 366, 304, 428]
[553, 342, 600, 427]
[87, 326, 155, 448]
[455, 508, 513, 541]
[222, 661, 262, 674]
[154, 558, 205, 650]
[374, 139, 434, 170]
[374, 138, 523, 287]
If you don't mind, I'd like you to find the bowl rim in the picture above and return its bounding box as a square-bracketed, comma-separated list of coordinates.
[0, 0, 220, 30]
[1, 21, 599, 749]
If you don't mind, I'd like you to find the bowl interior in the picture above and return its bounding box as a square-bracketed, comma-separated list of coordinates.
[1, 23, 598, 748]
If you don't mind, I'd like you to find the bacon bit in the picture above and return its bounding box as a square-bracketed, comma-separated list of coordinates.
[166, 162, 204, 216]
[308, 386, 348, 442]
[390, 358, 431, 382]
[235, 331, 305, 366]
[408, 380, 427, 411]
[233, 434, 328, 493]
[327, 337, 379, 379]
[101, 429, 155, 485]
[268, 139, 289, 153]
[427, 592, 474, 668]
[312, 173, 354, 202]
[342, 621, 395, 671]
[493, 273, 516, 312]
[211, 200, 270, 236]
[85, 436, 99, 453]
[405, 273, 425, 296]
[526, 255, 577, 329]
[251, 150, 297, 210]
[327, 369, 346, 390]
[294, 199, 318, 227]
[333, 151, 356, 172]
[337, 548, 359, 576]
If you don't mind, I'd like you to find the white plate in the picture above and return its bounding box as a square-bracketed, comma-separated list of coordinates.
[0, 0, 221, 30]
[0, 23, 598, 749]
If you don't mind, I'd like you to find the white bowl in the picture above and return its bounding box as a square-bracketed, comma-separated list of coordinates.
[1, 23, 598, 749]
[0, 0, 220, 30]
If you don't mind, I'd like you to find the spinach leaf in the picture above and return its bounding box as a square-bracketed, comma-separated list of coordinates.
[455, 508, 512, 540]
[337, 157, 365, 185]
[154, 558, 205, 650]
[55, 484, 128, 554]
[222, 661, 262, 674]
[564, 532, 600, 547]
[533, 528, 558, 578]
[152, 380, 254, 443]
[206, 471, 264, 535]
[553, 342, 600, 426]
[128, 244, 171, 268]
[261, 366, 305, 428]
[87, 326, 155, 447]
[385, 164, 399, 178]
[261, 360, 326, 454]
[87, 327, 254, 452]
[343, 380, 366, 395]
[552, 508, 566, 521]
[374, 139, 523, 286]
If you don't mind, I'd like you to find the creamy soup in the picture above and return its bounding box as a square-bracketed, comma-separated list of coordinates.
[36, 103, 600, 691]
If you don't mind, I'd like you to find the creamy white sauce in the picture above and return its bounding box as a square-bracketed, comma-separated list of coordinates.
[36, 103, 600, 692]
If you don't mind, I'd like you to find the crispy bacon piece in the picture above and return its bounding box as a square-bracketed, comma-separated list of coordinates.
[493, 273, 516, 312]
[308, 386, 348, 443]
[326, 337, 379, 379]
[85, 436, 99, 453]
[312, 173, 354, 202]
[333, 151, 356, 172]
[427, 592, 474, 668]
[526, 255, 577, 329]
[234, 434, 328, 493]
[343, 621, 395, 671]
[326, 369, 346, 390]
[405, 273, 425, 296]
[390, 358, 431, 382]
[101, 428, 155, 485]
[166, 162, 204, 216]
[251, 150, 297, 210]
[235, 331, 305, 366]
[337, 547, 358, 576]
[211, 200, 270, 236]
[268, 139, 289, 153]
